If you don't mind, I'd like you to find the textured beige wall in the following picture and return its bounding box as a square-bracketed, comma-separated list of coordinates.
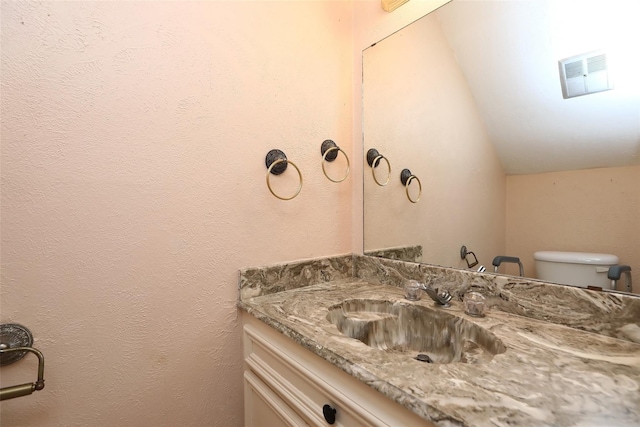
[506, 165, 640, 293]
[0, 1, 353, 425]
[351, 0, 451, 254]
[361, 8, 506, 270]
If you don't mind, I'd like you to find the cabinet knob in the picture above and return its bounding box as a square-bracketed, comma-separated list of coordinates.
[322, 404, 336, 424]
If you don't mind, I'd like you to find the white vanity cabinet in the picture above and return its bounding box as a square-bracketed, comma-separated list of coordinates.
[242, 314, 434, 427]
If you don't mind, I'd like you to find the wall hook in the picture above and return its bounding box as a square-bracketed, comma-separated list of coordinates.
[400, 168, 422, 203]
[366, 148, 391, 186]
[265, 149, 303, 201]
[320, 140, 350, 183]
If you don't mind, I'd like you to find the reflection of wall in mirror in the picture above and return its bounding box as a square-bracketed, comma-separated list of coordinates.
[363, 11, 506, 270]
[506, 165, 640, 294]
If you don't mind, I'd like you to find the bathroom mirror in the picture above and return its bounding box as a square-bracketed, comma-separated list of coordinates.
[363, 0, 639, 293]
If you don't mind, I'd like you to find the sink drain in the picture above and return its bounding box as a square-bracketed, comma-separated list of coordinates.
[415, 353, 433, 363]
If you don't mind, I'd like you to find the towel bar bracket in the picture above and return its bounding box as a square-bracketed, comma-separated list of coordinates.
[0, 324, 46, 401]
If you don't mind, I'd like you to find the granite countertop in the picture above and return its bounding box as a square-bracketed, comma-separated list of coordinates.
[239, 279, 640, 427]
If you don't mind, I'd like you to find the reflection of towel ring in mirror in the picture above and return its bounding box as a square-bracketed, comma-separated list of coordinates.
[320, 140, 350, 183]
[460, 245, 479, 269]
[265, 149, 303, 201]
[400, 168, 422, 203]
[366, 148, 391, 186]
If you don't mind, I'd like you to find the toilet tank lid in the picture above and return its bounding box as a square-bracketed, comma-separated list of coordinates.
[533, 251, 619, 265]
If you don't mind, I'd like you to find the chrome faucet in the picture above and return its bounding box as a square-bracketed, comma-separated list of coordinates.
[419, 283, 453, 306]
[404, 279, 452, 306]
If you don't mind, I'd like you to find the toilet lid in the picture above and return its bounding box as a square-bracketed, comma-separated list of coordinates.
[534, 251, 619, 265]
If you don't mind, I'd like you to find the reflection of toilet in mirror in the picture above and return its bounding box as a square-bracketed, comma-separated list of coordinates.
[534, 251, 624, 290]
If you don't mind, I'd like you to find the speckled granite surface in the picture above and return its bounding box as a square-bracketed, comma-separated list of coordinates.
[365, 245, 423, 263]
[238, 255, 640, 427]
[239, 254, 353, 300]
[354, 255, 640, 343]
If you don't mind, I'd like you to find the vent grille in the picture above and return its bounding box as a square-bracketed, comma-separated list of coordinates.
[565, 60, 584, 79]
[587, 54, 607, 73]
[558, 50, 612, 99]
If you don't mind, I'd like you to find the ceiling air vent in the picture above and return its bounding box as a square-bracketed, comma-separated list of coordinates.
[558, 50, 613, 99]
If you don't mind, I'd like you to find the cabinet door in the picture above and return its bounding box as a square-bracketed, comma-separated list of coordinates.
[243, 314, 434, 427]
[244, 370, 310, 427]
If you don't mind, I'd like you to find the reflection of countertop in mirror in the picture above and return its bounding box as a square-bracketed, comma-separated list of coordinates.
[239, 280, 640, 427]
[238, 256, 640, 427]
[362, 0, 640, 287]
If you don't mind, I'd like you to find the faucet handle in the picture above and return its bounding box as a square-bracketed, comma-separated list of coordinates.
[404, 280, 423, 301]
[464, 292, 486, 317]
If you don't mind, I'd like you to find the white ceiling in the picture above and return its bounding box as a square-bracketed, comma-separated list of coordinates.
[435, 0, 640, 175]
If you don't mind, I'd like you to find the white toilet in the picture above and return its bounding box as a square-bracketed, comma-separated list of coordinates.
[533, 251, 619, 289]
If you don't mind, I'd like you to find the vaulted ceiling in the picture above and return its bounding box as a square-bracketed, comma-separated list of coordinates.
[435, 0, 640, 175]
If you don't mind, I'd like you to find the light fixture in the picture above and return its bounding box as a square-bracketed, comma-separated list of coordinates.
[382, 0, 410, 13]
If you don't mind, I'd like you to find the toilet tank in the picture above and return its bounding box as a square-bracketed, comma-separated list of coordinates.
[534, 251, 619, 289]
